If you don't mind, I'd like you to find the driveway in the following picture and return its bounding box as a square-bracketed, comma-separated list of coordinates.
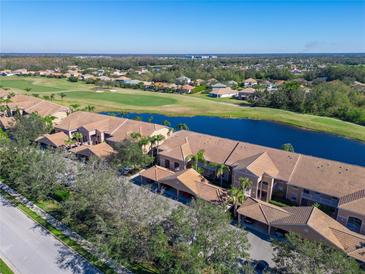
[0, 195, 101, 274]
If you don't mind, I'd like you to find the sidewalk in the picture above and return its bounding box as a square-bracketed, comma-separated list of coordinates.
[0, 182, 131, 274]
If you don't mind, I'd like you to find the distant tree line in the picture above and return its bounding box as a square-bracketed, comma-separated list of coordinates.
[252, 81, 365, 125]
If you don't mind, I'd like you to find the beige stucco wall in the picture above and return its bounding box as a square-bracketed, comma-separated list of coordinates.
[158, 155, 185, 171]
[286, 185, 303, 206]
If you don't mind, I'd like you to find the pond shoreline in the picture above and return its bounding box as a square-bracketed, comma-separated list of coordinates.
[101, 108, 365, 143]
[102, 112, 365, 167]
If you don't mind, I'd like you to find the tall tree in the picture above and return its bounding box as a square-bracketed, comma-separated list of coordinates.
[9, 113, 52, 145]
[213, 163, 229, 187]
[176, 123, 189, 130]
[70, 103, 80, 112]
[84, 105, 95, 112]
[59, 92, 66, 101]
[110, 139, 153, 171]
[273, 233, 362, 274]
[281, 143, 295, 152]
[228, 187, 244, 217]
[185, 149, 205, 173]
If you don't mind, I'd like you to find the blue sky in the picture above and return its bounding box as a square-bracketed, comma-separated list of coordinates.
[1, 0, 365, 54]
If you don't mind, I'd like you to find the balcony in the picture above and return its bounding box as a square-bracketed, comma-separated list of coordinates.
[301, 192, 338, 207]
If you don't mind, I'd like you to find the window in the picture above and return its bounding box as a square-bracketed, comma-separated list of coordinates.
[347, 217, 362, 233]
[303, 189, 310, 194]
[290, 193, 297, 201]
[164, 159, 170, 169]
[262, 182, 268, 186]
[174, 162, 180, 170]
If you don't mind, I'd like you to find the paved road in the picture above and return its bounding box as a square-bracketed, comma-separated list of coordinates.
[0, 196, 101, 274]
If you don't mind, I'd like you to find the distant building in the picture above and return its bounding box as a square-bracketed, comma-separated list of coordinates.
[176, 76, 192, 85]
[211, 83, 227, 91]
[238, 88, 256, 100]
[244, 78, 257, 87]
[178, 84, 194, 94]
[209, 87, 238, 98]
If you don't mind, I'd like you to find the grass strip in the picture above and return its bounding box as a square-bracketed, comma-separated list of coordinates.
[0, 258, 14, 274]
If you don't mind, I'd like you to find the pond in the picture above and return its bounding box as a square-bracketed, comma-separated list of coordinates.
[102, 112, 365, 167]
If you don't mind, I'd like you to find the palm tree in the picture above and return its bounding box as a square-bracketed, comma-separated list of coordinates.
[163, 120, 171, 127]
[176, 123, 189, 131]
[214, 163, 229, 187]
[138, 136, 150, 151]
[70, 104, 80, 112]
[149, 134, 165, 156]
[65, 137, 76, 147]
[239, 177, 253, 196]
[84, 105, 95, 112]
[281, 143, 295, 152]
[185, 149, 205, 174]
[228, 187, 244, 217]
[0, 96, 12, 114]
[50, 94, 55, 101]
[59, 92, 66, 101]
[130, 132, 142, 141]
[147, 116, 154, 123]
[42, 115, 55, 129]
[72, 132, 83, 143]
[119, 111, 128, 117]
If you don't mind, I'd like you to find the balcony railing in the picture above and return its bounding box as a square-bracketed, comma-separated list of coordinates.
[301, 192, 338, 207]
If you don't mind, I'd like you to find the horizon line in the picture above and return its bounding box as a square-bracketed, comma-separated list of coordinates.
[1, 52, 365, 56]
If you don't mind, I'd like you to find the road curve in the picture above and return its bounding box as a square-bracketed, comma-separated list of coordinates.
[0, 195, 101, 274]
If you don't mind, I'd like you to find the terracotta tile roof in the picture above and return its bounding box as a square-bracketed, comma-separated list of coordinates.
[55, 111, 110, 131]
[140, 165, 175, 181]
[235, 152, 279, 178]
[56, 111, 168, 146]
[209, 87, 238, 96]
[244, 78, 257, 83]
[238, 198, 365, 262]
[35, 132, 69, 147]
[339, 197, 365, 216]
[161, 168, 225, 202]
[0, 89, 10, 98]
[107, 119, 165, 143]
[181, 85, 194, 90]
[70, 142, 116, 158]
[239, 88, 256, 94]
[237, 197, 291, 225]
[159, 130, 238, 164]
[226, 141, 300, 181]
[141, 166, 225, 202]
[4, 94, 69, 117]
[0, 116, 15, 129]
[288, 155, 365, 198]
[160, 130, 365, 202]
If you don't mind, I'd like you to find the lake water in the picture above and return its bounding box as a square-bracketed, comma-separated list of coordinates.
[102, 112, 365, 167]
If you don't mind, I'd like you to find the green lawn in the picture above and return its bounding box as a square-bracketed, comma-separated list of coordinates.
[0, 258, 14, 274]
[1, 76, 365, 142]
[0, 79, 64, 93]
[67, 90, 178, 106]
